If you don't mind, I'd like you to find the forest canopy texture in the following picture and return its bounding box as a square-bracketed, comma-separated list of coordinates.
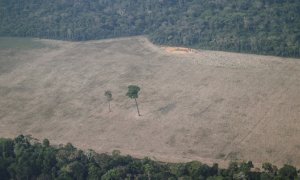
[0, 0, 300, 57]
[0, 135, 299, 180]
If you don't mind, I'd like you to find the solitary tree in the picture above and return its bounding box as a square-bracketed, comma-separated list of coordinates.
[104, 90, 113, 112]
[126, 85, 141, 116]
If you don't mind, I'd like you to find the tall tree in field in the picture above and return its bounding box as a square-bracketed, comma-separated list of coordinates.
[126, 85, 141, 116]
[104, 90, 113, 112]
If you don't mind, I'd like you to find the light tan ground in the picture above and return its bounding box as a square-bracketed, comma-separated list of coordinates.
[0, 36, 300, 168]
[162, 46, 194, 54]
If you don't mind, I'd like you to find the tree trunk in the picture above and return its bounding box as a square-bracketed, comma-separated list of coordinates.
[108, 101, 111, 112]
[134, 98, 140, 116]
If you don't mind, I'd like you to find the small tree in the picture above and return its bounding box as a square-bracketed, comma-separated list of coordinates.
[104, 90, 113, 112]
[126, 85, 141, 116]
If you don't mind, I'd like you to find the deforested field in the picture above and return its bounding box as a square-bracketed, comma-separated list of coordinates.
[0, 37, 299, 167]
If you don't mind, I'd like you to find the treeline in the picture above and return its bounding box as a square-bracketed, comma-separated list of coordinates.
[0, 0, 300, 57]
[0, 135, 299, 180]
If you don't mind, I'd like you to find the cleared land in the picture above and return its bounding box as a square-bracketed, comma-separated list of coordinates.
[0, 37, 300, 168]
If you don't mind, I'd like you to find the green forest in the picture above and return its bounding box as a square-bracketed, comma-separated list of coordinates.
[0, 0, 300, 57]
[0, 135, 299, 180]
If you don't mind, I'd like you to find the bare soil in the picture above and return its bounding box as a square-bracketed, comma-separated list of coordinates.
[0, 36, 300, 168]
[162, 46, 194, 54]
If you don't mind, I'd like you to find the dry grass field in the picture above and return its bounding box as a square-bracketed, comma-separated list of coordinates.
[0, 36, 299, 168]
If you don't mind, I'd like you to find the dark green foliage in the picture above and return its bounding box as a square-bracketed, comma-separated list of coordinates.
[126, 85, 140, 99]
[0, 0, 299, 57]
[278, 164, 298, 179]
[0, 135, 299, 180]
[126, 85, 141, 116]
[42, 139, 50, 147]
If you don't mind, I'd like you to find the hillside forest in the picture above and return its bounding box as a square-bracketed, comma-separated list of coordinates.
[0, 135, 299, 180]
[0, 0, 300, 57]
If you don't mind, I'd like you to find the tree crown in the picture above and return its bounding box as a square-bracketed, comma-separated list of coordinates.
[126, 85, 140, 99]
[104, 90, 113, 101]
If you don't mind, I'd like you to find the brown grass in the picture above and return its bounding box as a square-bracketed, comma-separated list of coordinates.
[0, 36, 300, 168]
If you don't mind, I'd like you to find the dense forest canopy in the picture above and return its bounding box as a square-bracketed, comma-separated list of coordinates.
[0, 135, 299, 179]
[0, 0, 300, 57]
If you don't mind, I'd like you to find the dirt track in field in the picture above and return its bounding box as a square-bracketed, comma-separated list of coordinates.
[0, 36, 300, 168]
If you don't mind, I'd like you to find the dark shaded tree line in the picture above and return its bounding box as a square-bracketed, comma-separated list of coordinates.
[0, 135, 299, 180]
[0, 0, 300, 57]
